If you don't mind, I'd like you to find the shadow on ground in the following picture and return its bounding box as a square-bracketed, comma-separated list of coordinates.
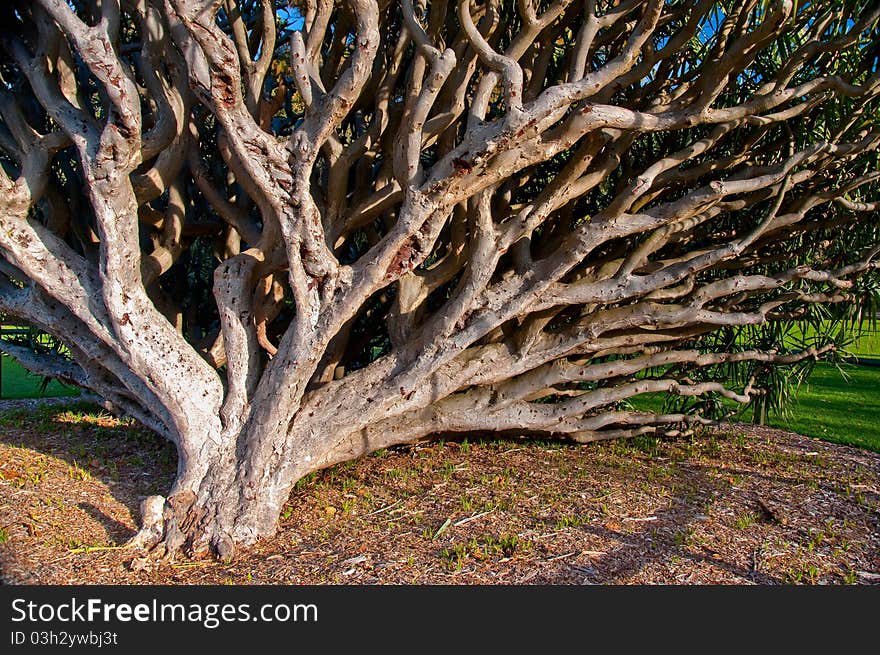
[0, 403, 877, 584]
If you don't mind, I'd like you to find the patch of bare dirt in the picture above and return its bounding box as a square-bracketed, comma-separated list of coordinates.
[0, 401, 878, 585]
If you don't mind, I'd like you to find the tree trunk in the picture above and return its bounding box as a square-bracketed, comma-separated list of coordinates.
[136, 423, 364, 558]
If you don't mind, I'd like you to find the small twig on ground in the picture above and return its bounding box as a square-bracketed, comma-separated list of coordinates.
[432, 518, 452, 540]
[453, 509, 495, 527]
[67, 543, 134, 555]
[546, 551, 577, 562]
[364, 499, 403, 516]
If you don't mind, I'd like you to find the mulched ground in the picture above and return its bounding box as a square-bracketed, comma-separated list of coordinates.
[0, 399, 878, 585]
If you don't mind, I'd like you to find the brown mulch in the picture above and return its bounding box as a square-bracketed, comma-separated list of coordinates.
[0, 399, 878, 585]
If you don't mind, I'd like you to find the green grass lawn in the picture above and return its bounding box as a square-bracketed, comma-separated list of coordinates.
[0, 355, 80, 400]
[767, 362, 880, 452]
[848, 330, 880, 357]
[788, 322, 880, 358]
[629, 361, 880, 453]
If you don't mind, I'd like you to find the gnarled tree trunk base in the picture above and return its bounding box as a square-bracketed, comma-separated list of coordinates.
[129, 492, 244, 562]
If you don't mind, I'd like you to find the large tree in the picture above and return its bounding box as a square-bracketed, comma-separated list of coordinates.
[0, 0, 878, 557]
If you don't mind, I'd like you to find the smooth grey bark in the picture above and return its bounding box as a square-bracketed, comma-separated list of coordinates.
[0, 0, 878, 557]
